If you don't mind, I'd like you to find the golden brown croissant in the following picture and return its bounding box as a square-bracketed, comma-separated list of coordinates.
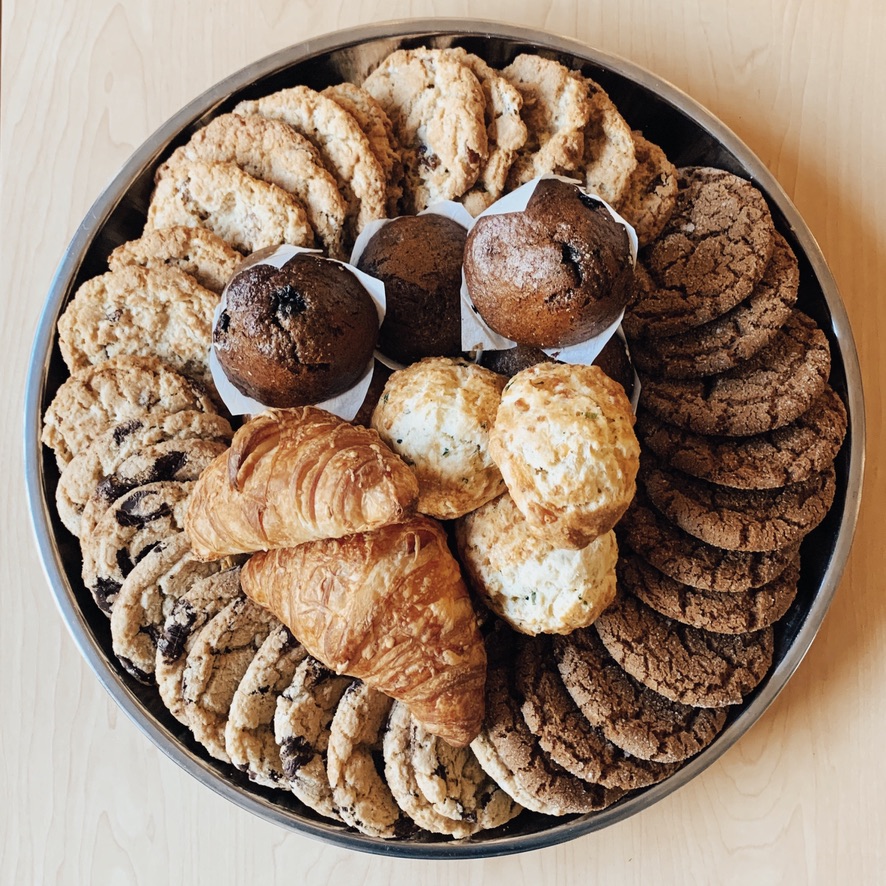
[241, 516, 486, 746]
[185, 407, 419, 559]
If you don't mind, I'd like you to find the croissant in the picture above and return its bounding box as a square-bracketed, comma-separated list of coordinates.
[241, 516, 487, 746]
[185, 407, 419, 559]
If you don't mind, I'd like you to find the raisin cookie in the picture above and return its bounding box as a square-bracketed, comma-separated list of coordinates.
[235, 85, 388, 238]
[160, 113, 348, 259]
[363, 48, 488, 212]
[108, 225, 242, 293]
[42, 355, 215, 468]
[147, 159, 315, 254]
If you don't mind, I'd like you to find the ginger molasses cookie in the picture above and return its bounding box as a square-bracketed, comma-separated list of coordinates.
[326, 682, 414, 839]
[618, 492, 799, 592]
[42, 355, 215, 469]
[635, 385, 848, 489]
[642, 458, 836, 551]
[577, 75, 637, 206]
[472, 657, 623, 815]
[516, 637, 678, 790]
[224, 624, 306, 789]
[321, 81, 403, 216]
[82, 480, 194, 615]
[618, 552, 799, 635]
[108, 225, 242, 294]
[56, 409, 231, 538]
[363, 48, 488, 213]
[161, 113, 348, 259]
[384, 701, 479, 838]
[631, 232, 800, 379]
[110, 533, 229, 682]
[274, 656, 352, 821]
[155, 567, 243, 725]
[624, 167, 775, 338]
[614, 132, 678, 247]
[595, 594, 775, 707]
[638, 311, 831, 437]
[235, 85, 388, 238]
[501, 54, 592, 187]
[181, 595, 279, 763]
[439, 47, 527, 213]
[409, 713, 522, 831]
[552, 627, 727, 762]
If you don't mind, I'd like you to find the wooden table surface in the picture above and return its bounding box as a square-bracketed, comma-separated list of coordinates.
[3, 1, 883, 883]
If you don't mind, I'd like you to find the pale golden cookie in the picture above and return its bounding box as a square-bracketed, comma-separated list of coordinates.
[147, 159, 315, 254]
[160, 113, 347, 258]
[235, 85, 388, 238]
[108, 225, 242, 293]
[57, 265, 218, 389]
[502, 54, 592, 187]
[456, 493, 618, 635]
[363, 48, 488, 212]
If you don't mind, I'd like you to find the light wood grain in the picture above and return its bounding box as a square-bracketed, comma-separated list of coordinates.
[2, 1, 883, 883]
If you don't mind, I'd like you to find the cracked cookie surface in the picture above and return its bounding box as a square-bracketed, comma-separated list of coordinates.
[624, 167, 775, 338]
[595, 594, 775, 707]
[619, 552, 799, 634]
[638, 311, 831, 437]
[552, 627, 727, 762]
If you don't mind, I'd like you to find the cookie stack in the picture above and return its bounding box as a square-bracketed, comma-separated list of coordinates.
[38, 42, 849, 845]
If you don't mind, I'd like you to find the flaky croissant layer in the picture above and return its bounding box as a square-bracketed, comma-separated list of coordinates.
[241, 516, 486, 747]
[185, 407, 419, 559]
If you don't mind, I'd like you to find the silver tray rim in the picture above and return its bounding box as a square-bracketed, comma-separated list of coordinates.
[23, 18, 866, 859]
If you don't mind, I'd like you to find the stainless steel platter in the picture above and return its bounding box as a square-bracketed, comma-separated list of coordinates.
[24, 19, 865, 858]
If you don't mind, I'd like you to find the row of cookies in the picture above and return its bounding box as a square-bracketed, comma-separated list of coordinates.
[609, 166, 847, 705]
[131, 550, 523, 840]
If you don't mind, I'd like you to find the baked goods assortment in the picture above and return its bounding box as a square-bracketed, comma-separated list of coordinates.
[39, 42, 849, 844]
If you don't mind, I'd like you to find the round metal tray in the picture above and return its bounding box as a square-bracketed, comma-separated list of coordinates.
[24, 19, 865, 859]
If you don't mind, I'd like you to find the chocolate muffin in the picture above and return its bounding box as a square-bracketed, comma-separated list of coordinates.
[214, 253, 378, 407]
[480, 335, 635, 399]
[464, 179, 633, 347]
[357, 214, 465, 364]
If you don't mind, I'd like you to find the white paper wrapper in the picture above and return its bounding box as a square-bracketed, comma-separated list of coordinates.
[459, 174, 639, 366]
[210, 244, 386, 422]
